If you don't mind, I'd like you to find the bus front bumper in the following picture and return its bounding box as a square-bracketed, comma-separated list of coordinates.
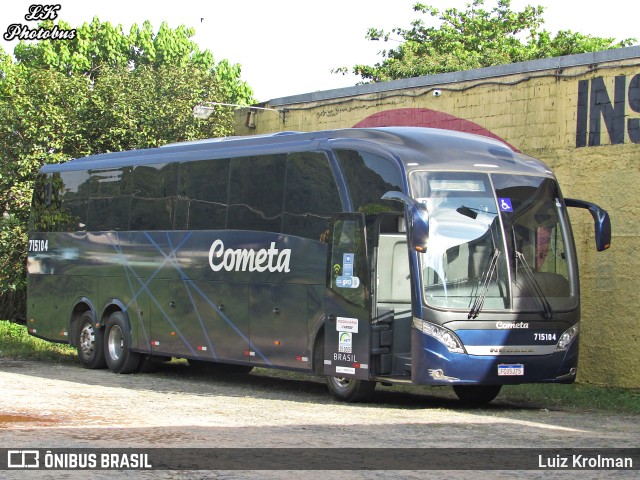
[410, 328, 579, 386]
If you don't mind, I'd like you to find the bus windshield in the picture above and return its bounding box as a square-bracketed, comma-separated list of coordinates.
[410, 172, 576, 316]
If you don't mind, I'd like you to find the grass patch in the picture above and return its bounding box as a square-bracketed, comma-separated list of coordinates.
[499, 383, 640, 414]
[1, 319, 638, 414]
[0, 320, 76, 364]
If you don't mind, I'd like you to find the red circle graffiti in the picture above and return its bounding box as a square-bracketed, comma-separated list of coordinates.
[352, 107, 519, 152]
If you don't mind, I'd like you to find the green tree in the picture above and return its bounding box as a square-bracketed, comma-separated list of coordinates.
[0, 19, 255, 319]
[12, 17, 253, 104]
[341, 0, 637, 82]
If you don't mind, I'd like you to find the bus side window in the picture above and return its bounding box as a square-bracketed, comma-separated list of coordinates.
[176, 158, 230, 230]
[30, 171, 89, 232]
[334, 149, 404, 214]
[227, 154, 286, 233]
[130, 164, 178, 231]
[30, 174, 53, 232]
[87, 167, 133, 231]
[283, 151, 342, 240]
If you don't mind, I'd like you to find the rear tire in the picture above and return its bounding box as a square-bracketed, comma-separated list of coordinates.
[76, 312, 106, 369]
[326, 376, 376, 402]
[453, 385, 502, 405]
[104, 311, 141, 374]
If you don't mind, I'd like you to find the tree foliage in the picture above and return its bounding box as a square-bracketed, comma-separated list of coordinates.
[11, 17, 253, 103]
[341, 0, 637, 82]
[0, 19, 255, 318]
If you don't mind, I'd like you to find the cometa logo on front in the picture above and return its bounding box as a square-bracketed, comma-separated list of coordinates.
[208, 240, 292, 273]
[496, 321, 530, 329]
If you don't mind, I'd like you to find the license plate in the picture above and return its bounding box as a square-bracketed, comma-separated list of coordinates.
[498, 364, 524, 376]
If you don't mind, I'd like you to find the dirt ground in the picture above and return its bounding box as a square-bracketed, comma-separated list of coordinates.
[0, 358, 638, 479]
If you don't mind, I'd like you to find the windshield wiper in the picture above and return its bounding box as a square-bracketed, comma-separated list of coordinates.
[514, 251, 554, 320]
[468, 248, 501, 319]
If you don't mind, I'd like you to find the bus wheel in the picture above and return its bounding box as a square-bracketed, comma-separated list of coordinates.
[453, 385, 502, 405]
[76, 312, 106, 369]
[326, 376, 376, 402]
[104, 311, 141, 374]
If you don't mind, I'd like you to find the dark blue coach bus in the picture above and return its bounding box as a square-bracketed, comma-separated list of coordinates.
[26, 127, 610, 403]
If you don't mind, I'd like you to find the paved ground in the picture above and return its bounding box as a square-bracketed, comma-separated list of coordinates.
[0, 358, 638, 479]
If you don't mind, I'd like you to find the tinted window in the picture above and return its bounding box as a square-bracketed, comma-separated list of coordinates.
[60, 171, 90, 231]
[283, 151, 342, 240]
[176, 158, 230, 230]
[85, 167, 132, 231]
[87, 197, 131, 231]
[30, 174, 55, 232]
[130, 164, 178, 230]
[227, 154, 286, 232]
[31, 171, 92, 232]
[63, 196, 89, 231]
[335, 150, 404, 213]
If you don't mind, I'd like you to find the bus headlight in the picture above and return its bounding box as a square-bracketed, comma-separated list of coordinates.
[413, 317, 466, 354]
[556, 323, 579, 352]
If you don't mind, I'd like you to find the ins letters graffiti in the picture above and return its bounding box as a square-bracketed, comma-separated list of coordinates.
[576, 74, 640, 147]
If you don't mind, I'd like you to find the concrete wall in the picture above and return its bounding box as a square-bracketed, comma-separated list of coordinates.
[233, 46, 640, 388]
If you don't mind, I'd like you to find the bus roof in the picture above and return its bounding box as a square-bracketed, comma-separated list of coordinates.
[39, 127, 552, 176]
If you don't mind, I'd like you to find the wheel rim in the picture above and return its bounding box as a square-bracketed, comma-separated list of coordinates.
[331, 376, 352, 389]
[79, 323, 95, 359]
[107, 325, 124, 362]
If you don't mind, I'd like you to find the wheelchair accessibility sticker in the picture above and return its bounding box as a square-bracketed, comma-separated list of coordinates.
[498, 198, 513, 212]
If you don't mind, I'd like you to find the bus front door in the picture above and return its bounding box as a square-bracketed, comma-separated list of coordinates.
[323, 213, 371, 381]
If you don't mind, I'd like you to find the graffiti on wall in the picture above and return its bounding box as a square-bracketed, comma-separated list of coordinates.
[352, 108, 519, 151]
[576, 74, 640, 147]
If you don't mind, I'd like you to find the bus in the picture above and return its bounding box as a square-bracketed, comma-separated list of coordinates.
[27, 127, 611, 404]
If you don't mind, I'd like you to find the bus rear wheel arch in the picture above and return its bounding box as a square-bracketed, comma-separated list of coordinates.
[104, 311, 141, 374]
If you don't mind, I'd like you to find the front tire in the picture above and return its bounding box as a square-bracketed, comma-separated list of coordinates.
[453, 385, 502, 405]
[326, 376, 376, 402]
[104, 311, 141, 374]
[76, 312, 106, 369]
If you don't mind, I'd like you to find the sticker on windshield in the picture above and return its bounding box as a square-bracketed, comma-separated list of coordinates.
[343, 253, 354, 276]
[336, 276, 360, 289]
[498, 198, 513, 212]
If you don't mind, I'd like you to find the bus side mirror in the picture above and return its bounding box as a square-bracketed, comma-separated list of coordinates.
[565, 198, 611, 252]
[381, 191, 429, 252]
